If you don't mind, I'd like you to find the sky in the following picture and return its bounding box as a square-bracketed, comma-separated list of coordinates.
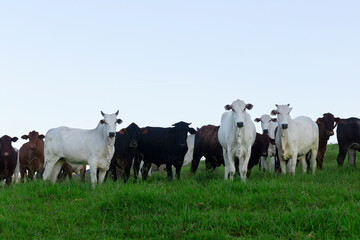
[1, 1, 359, 149]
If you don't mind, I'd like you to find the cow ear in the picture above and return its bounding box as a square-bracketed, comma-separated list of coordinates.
[270, 138, 276, 145]
[224, 104, 232, 111]
[118, 128, 127, 134]
[38, 135, 45, 140]
[188, 127, 197, 135]
[12, 137, 18, 142]
[316, 118, 323, 124]
[270, 110, 277, 116]
[101, 111, 105, 116]
[288, 107, 293, 113]
[100, 120, 105, 124]
[335, 117, 341, 124]
[254, 118, 261, 122]
[117, 119, 123, 124]
[21, 135, 29, 140]
[245, 104, 253, 110]
[140, 128, 148, 134]
[271, 118, 277, 122]
[115, 110, 119, 116]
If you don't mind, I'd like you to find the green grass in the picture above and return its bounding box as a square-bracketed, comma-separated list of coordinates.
[1, 144, 360, 239]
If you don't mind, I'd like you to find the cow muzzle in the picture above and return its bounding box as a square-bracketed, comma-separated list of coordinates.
[3, 152, 9, 157]
[109, 132, 116, 138]
[236, 122, 244, 128]
[262, 152, 268, 157]
[130, 140, 138, 148]
[281, 124, 288, 129]
[263, 129, 269, 134]
[328, 131, 334, 136]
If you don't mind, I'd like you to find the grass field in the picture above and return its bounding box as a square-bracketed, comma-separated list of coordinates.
[0, 144, 359, 239]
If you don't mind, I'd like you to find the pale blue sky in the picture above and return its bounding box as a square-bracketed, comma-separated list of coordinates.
[1, 1, 359, 149]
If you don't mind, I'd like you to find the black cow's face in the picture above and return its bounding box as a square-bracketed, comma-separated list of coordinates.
[119, 123, 148, 148]
[317, 113, 341, 137]
[172, 121, 193, 150]
[0, 135, 18, 157]
[258, 133, 270, 157]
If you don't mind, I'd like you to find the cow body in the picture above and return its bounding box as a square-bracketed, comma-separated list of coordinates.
[190, 125, 224, 173]
[254, 115, 277, 173]
[107, 123, 147, 182]
[315, 113, 340, 169]
[137, 121, 196, 180]
[19, 131, 45, 181]
[43, 111, 122, 187]
[0, 135, 18, 185]
[271, 104, 319, 175]
[218, 99, 256, 181]
[247, 133, 270, 177]
[336, 117, 360, 167]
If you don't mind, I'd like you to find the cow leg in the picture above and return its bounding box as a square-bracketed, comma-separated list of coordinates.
[227, 152, 236, 180]
[80, 165, 86, 182]
[240, 149, 252, 182]
[98, 169, 107, 184]
[310, 149, 317, 174]
[269, 156, 275, 173]
[166, 164, 173, 180]
[20, 165, 26, 183]
[175, 165, 181, 180]
[337, 144, 348, 166]
[88, 161, 98, 187]
[298, 155, 308, 173]
[50, 160, 64, 183]
[278, 154, 286, 174]
[222, 148, 230, 179]
[348, 148, 356, 167]
[260, 156, 267, 172]
[43, 159, 57, 181]
[289, 153, 298, 175]
[141, 161, 151, 181]
[190, 148, 202, 174]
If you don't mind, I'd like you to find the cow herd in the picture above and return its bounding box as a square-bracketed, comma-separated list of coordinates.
[0, 100, 358, 187]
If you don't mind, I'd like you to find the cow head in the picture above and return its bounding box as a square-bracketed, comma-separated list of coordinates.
[254, 114, 277, 134]
[225, 99, 253, 128]
[21, 130, 45, 151]
[271, 104, 292, 130]
[0, 135, 18, 158]
[172, 121, 196, 149]
[100, 110, 123, 138]
[316, 113, 341, 137]
[118, 122, 148, 148]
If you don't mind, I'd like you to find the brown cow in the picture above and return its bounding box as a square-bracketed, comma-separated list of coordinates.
[316, 113, 340, 169]
[0, 135, 18, 185]
[19, 131, 45, 181]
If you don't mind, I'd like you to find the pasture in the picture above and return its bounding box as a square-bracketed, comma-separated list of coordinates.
[0, 144, 359, 239]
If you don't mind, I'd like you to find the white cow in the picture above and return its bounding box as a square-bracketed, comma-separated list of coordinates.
[43, 111, 122, 187]
[271, 104, 319, 175]
[254, 115, 277, 173]
[218, 99, 256, 181]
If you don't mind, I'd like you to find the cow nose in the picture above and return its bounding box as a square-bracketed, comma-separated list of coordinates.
[3, 152, 9, 157]
[262, 152, 268, 157]
[130, 140, 138, 148]
[282, 124, 288, 129]
[236, 122, 244, 128]
[263, 129, 269, 134]
[109, 132, 116, 138]
[328, 131, 334, 136]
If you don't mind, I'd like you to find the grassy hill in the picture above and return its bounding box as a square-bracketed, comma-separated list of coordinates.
[0, 144, 359, 239]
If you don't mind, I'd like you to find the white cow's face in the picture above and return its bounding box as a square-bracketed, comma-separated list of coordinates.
[254, 114, 277, 134]
[271, 104, 292, 130]
[225, 99, 253, 128]
[100, 110, 123, 138]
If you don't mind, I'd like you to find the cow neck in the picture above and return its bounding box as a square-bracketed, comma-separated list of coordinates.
[96, 123, 116, 161]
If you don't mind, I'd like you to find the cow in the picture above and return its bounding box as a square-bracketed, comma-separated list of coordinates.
[271, 104, 319, 175]
[315, 113, 340, 169]
[218, 99, 256, 181]
[336, 117, 360, 167]
[0, 135, 18, 185]
[246, 133, 271, 177]
[136, 121, 196, 180]
[43, 111, 122, 187]
[190, 125, 224, 174]
[254, 115, 277, 173]
[19, 130, 45, 181]
[107, 122, 148, 182]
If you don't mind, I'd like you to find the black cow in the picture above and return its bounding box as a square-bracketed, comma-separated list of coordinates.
[137, 121, 196, 180]
[246, 133, 270, 177]
[0, 135, 18, 185]
[336, 117, 360, 167]
[107, 123, 148, 182]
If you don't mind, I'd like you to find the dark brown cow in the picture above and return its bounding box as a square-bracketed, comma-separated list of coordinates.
[19, 131, 45, 181]
[0, 135, 18, 185]
[190, 125, 223, 174]
[315, 113, 340, 169]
